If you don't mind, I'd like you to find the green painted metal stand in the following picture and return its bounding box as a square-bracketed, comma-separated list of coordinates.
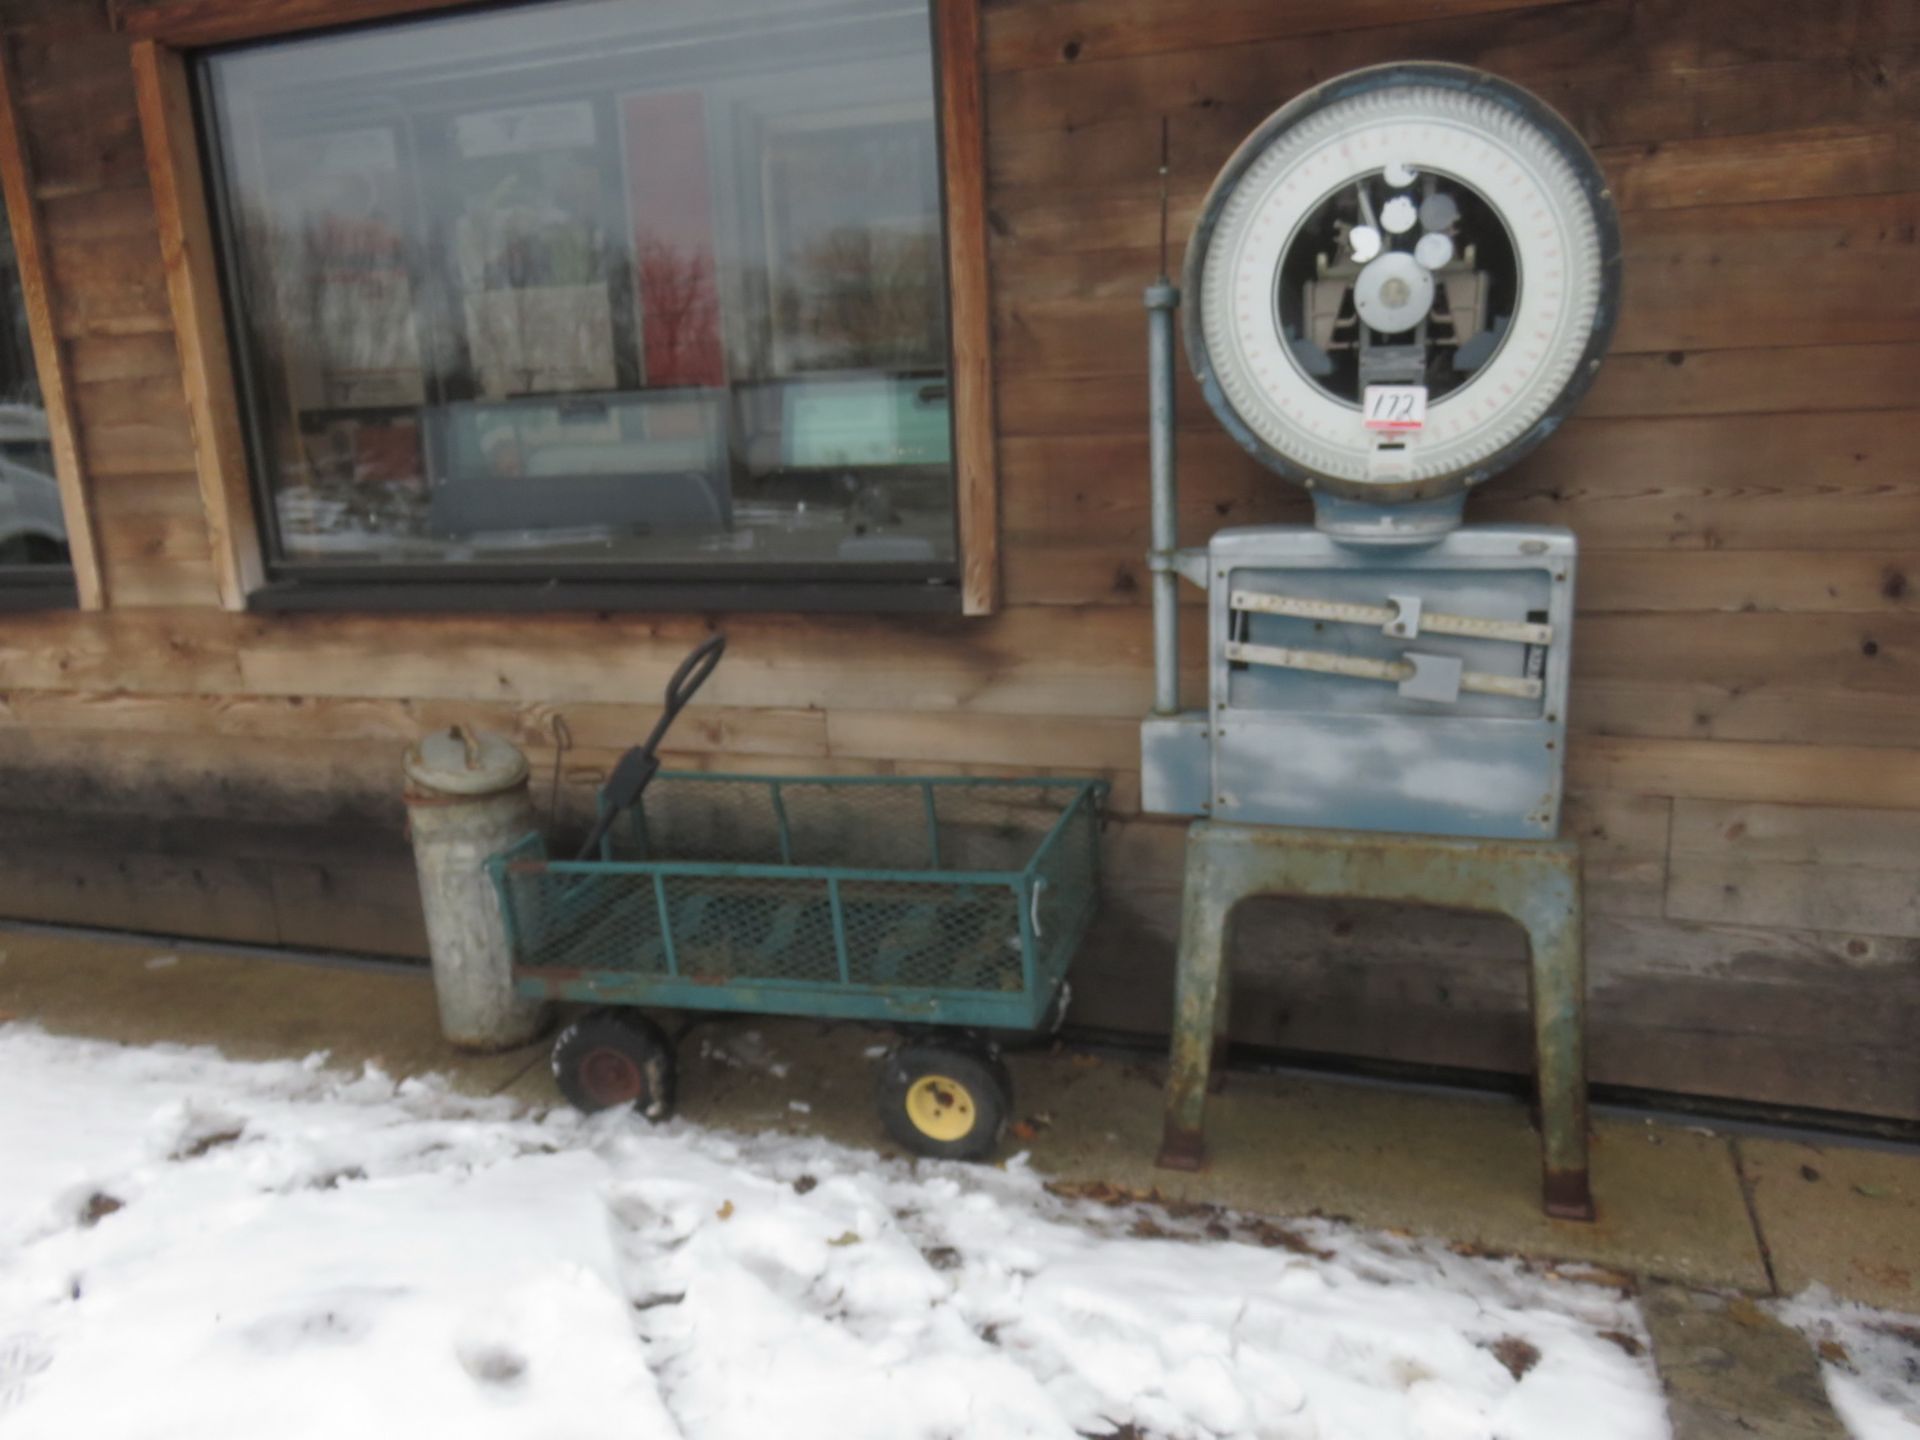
[1156, 821, 1593, 1221]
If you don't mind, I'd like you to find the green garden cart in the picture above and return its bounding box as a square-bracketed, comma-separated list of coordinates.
[487, 635, 1107, 1159]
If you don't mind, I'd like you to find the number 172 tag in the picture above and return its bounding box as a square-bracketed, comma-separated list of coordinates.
[1364, 384, 1427, 432]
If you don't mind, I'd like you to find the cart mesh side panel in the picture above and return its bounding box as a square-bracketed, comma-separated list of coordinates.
[619, 778, 1076, 875]
[836, 881, 1023, 992]
[656, 874, 841, 983]
[1030, 788, 1103, 998]
[502, 864, 666, 976]
[498, 775, 1106, 1024]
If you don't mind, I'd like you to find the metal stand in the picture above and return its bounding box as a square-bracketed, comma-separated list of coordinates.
[1156, 821, 1593, 1221]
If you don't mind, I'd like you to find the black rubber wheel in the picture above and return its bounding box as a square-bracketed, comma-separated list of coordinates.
[551, 1008, 676, 1119]
[876, 1039, 1012, 1162]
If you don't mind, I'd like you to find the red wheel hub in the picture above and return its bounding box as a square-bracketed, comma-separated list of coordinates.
[579, 1047, 644, 1107]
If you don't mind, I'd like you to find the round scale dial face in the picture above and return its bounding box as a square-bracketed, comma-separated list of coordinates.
[1184, 65, 1619, 502]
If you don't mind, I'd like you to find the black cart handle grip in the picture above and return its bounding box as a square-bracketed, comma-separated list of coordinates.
[639, 632, 726, 755]
[571, 632, 728, 862]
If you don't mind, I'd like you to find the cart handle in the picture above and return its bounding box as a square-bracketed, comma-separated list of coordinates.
[573, 633, 727, 862]
[636, 633, 727, 758]
[1030, 876, 1047, 939]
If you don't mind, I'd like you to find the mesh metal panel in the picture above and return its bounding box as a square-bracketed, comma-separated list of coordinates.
[1030, 791, 1102, 995]
[501, 865, 666, 975]
[659, 874, 841, 983]
[499, 775, 1105, 1015]
[624, 777, 1074, 873]
[839, 881, 1024, 992]
[616, 778, 784, 864]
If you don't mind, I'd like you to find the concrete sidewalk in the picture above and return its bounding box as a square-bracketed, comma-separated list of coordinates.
[3, 923, 1914, 1435]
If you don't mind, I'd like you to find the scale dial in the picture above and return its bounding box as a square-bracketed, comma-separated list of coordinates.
[1183, 63, 1621, 503]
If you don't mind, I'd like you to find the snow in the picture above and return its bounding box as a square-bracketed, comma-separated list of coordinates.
[0, 1024, 1675, 1439]
[1777, 1289, 1920, 1440]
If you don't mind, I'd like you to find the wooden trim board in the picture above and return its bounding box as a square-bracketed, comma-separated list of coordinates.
[113, 0, 473, 45]
[937, 0, 1001, 615]
[130, 40, 263, 612]
[0, 44, 106, 609]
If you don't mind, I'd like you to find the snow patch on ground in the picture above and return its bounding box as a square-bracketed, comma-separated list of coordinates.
[1777, 1288, 1920, 1440]
[0, 1024, 1672, 1439]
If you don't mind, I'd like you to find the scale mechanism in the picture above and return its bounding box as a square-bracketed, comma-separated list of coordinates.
[1140, 63, 1621, 841]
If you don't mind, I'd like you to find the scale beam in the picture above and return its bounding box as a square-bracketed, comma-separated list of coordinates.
[1223, 638, 1543, 701]
[1229, 588, 1551, 646]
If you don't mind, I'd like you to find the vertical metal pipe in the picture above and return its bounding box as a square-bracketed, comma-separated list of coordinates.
[1145, 279, 1181, 714]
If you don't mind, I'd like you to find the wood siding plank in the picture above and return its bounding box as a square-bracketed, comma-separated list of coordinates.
[1668, 799, 1920, 938]
[1569, 737, 1920, 810]
[982, 0, 1591, 73]
[985, 6, 1920, 146]
[998, 412, 1920, 552]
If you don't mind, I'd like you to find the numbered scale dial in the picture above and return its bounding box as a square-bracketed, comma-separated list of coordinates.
[1183, 63, 1621, 503]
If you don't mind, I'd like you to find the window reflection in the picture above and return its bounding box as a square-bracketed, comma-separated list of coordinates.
[0, 209, 67, 570]
[204, 0, 955, 579]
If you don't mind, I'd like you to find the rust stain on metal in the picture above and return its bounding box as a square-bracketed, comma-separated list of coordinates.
[1542, 1168, 1595, 1222]
[1159, 822, 1591, 1221]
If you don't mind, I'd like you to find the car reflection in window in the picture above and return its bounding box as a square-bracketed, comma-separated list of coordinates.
[0, 403, 68, 566]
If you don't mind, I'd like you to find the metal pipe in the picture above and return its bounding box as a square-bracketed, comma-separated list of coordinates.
[1145, 278, 1181, 715]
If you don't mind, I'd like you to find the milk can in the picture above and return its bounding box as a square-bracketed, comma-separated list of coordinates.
[403, 725, 551, 1050]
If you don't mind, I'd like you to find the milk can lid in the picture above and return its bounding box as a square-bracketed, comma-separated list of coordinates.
[404, 725, 529, 796]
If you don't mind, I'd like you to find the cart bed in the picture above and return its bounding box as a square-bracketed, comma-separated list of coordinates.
[489, 774, 1105, 1030]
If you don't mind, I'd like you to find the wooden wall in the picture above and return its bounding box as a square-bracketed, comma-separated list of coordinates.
[0, 0, 1914, 1120]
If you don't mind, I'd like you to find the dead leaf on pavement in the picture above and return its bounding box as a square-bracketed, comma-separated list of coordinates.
[1242, 1218, 1334, 1260]
[1485, 1336, 1542, 1380]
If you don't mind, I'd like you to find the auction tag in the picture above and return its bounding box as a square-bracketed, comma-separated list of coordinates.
[1363, 384, 1427, 432]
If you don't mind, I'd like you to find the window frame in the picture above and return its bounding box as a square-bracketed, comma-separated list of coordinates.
[124, 0, 1000, 615]
[0, 43, 106, 610]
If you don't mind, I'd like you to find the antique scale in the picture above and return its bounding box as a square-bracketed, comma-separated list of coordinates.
[1139, 64, 1621, 1218]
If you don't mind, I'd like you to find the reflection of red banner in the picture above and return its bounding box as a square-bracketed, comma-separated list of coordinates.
[624, 92, 725, 388]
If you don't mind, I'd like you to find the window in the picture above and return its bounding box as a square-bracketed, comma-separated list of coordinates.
[200, 0, 965, 609]
[0, 193, 75, 603]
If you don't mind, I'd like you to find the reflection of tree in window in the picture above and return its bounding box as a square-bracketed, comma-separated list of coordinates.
[776, 227, 941, 373]
[454, 151, 617, 399]
[636, 237, 721, 386]
[763, 122, 941, 376]
[229, 191, 434, 551]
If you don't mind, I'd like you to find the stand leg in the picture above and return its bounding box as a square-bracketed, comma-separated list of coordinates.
[1525, 865, 1593, 1221]
[1159, 828, 1233, 1171]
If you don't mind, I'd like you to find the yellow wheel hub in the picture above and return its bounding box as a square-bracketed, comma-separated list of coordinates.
[904, 1073, 977, 1142]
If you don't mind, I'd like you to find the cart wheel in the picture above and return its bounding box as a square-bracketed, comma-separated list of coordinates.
[551, 1009, 676, 1120]
[876, 1041, 1011, 1161]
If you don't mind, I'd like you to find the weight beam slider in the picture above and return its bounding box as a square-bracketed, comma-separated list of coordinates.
[1224, 639, 1544, 701]
[1230, 589, 1552, 645]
